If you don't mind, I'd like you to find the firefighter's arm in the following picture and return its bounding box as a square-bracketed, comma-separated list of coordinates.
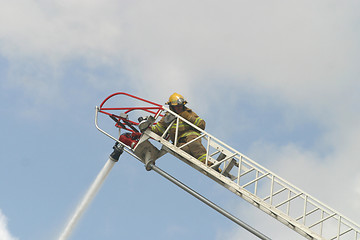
[151, 113, 173, 135]
[180, 111, 205, 130]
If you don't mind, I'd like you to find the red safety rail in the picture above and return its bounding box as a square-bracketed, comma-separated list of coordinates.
[98, 92, 164, 133]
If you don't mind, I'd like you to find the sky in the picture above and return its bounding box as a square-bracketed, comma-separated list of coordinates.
[0, 0, 360, 239]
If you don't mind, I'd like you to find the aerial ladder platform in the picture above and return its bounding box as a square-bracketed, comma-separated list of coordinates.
[95, 92, 360, 240]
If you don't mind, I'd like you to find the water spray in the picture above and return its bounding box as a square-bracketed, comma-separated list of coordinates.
[58, 143, 123, 240]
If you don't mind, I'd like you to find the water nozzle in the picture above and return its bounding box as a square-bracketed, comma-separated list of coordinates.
[110, 142, 124, 162]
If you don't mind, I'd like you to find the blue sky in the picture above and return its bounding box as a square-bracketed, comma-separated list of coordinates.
[1, 0, 360, 239]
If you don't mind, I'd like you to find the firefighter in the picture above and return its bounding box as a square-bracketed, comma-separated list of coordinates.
[151, 93, 209, 165]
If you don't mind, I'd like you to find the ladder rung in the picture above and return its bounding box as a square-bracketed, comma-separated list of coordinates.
[330, 228, 353, 240]
[240, 167, 255, 177]
[295, 207, 320, 221]
[263, 187, 287, 201]
[242, 173, 270, 188]
[212, 152, 238, 168]
[275, 192, 303, 208]
[309, 213, 337, 228]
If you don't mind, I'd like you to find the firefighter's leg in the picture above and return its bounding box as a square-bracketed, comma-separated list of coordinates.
[178, 140, 190, 154]
[178, 136, 221, 172]
[183, 135, 208, 165]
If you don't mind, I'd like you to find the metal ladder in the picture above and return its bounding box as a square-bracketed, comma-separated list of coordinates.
[96, 92, 360, 240]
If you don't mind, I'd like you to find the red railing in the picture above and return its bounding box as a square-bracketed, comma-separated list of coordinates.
[98, 92, 164, 133]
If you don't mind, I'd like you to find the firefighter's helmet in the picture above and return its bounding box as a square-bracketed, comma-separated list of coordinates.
[166, 93, 187, 106]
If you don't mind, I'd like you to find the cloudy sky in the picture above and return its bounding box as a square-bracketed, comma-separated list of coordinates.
[1, 0, 359, 239]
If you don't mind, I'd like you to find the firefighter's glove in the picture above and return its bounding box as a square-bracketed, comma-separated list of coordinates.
[179, 111, 191, 121]
[164, 113, 176, 124]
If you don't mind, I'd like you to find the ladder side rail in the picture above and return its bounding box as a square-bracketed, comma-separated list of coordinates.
[206, 136, 360, 239]
[233, 159, 330, 232]
[197, 139, 360, 239]
[266, 179, 360, 239]
[146, 130, 327, 240]
[230, 151, 360, 237]
[159, 108, 360, 237]
[98, 97, 360, 240]
[299, 194, 360, 238]
[97, 104, 324, 239]
[265, 174, 349, 236]
[98, 94, 358, 237]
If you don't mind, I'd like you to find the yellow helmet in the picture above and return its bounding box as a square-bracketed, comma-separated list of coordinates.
[166, 93, 187, 106]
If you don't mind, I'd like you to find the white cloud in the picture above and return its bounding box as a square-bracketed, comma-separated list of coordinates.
[0, 0, 359, 238]
[0, 210, 18, 240]
[0, 0, 123, 60]
[1, 0, 359, 102]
